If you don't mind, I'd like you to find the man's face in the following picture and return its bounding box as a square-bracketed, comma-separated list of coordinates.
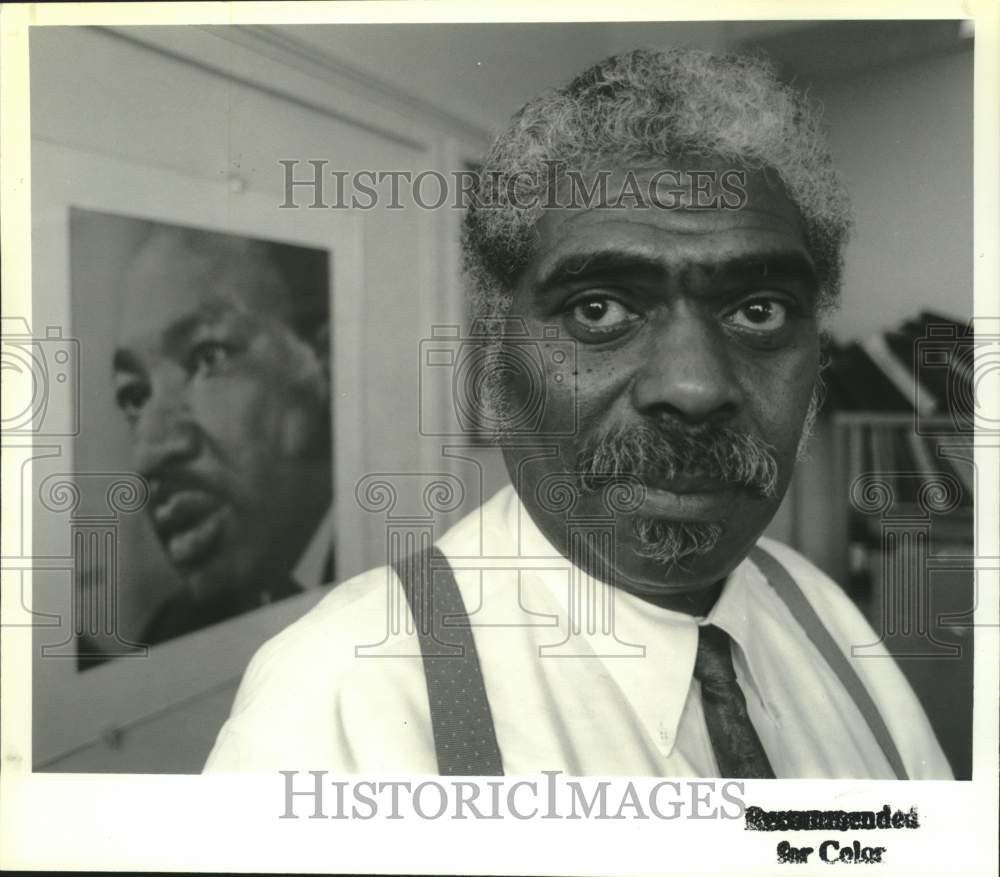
[500, 163, 821, 598]
[113, 232, 331, 604]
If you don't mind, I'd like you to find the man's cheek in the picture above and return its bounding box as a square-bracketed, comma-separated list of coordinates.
[225, 393, 320, 462]
[537, 379, 578, 436]
[278, 405, 329, 458]
[192, 380, 261, 431]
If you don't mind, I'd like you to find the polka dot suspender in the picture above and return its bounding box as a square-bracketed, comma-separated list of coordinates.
[392, 546, 505, 776]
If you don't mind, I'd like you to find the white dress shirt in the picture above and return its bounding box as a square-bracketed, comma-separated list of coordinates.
[205, 485, 952, 778]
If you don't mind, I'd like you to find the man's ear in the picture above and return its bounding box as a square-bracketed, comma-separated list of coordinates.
[282, 320, 332, 459]
[305, 320, 331, 393]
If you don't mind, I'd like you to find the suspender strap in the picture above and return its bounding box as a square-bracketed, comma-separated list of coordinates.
[392, 546, 504, 776]
[749, 546, 909, 781]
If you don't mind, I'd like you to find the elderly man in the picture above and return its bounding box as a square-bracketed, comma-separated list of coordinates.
[205, 49, 950, 778]
[113, 226, 334, 644]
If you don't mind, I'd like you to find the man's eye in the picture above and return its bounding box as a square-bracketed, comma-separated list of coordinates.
[114, 380, 148, 420]
[189, 341, 234, 376]
[567, 296, 639, 337]
[726, 298, 789, 333]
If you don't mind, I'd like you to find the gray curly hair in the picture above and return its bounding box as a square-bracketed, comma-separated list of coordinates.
[462, 48, 851, 326]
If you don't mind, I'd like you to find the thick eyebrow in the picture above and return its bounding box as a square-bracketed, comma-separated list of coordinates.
[534, 248, 817, 295]
[536, 250, 666, 291]
[111, 309, 239, 376]
[708, 252, 818, 287]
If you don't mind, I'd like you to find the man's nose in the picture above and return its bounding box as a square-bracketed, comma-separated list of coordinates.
[133, 381, 200, 477]
[630, 312, 743, 425]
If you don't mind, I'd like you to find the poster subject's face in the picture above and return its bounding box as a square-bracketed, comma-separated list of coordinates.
[112, 231, 331, 604]
[503, 164, 822, 599]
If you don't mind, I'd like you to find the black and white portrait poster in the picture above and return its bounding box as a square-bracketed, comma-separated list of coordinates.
[1, 2, 997, 876]
[68, 210, 334, 659]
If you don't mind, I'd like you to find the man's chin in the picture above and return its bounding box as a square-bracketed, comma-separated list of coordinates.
[176, 552, 256, 608]
[629, 515, 724, 566]
[603, 520, 756, 592]
[183, 569, 236, 605]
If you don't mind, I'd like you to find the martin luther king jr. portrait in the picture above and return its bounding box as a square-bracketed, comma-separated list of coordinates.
[68, 212, 335, 653]
[205, 46, 961, 779]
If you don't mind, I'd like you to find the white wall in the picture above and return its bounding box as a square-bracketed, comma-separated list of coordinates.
[820, 47, 974, 341]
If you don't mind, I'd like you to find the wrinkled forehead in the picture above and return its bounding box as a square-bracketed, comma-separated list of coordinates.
[116, 229, 290, 344]
[541, 159, 804, 228]
[524, 163, 812, 287]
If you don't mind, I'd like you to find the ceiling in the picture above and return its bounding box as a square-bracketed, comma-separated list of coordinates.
[268, 19, 970, 136]
[268, 21, 803, 135]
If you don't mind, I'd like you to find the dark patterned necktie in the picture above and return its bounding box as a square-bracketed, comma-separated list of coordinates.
[694, 624, 775, 779]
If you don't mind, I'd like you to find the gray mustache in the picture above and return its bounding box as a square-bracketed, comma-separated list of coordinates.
[575, 422, 779, 498]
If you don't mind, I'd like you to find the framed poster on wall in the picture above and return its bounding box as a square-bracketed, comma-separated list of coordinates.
[28, 140, 364, 772]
